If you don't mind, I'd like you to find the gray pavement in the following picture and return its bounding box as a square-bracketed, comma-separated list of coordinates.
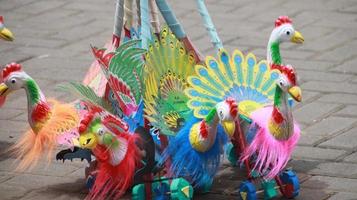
[1, 0, 357, 199]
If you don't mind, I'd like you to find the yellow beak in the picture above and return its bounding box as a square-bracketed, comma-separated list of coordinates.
[222, 120, 235, 138]
[288, 86, 302, 102]
[0, 83, 9, 97]
[290, 31, 304, 44]
[79, 133, 97, 149]
[0, 27, 14, 41]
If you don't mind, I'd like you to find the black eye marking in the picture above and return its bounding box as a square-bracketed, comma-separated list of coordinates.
[286, 31, 290, 35]
[11, 79, 16, 84]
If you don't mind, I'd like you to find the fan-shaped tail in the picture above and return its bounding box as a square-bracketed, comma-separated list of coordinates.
[186, 49, 281, 119]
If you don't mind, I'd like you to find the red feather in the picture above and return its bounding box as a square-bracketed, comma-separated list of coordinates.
[88, 133, 141, 199]
[0, 16, 3, 24]
[272, 107, 284, 124]
[108, 74, 137, 116]
[31, 102, 51, 123]
[200, 121, 208, 139]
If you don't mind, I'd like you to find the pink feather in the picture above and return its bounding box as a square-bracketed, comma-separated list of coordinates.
[241, 106, 300, 179]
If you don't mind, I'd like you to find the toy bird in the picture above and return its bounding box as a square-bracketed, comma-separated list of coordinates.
[0, 16, 14, 42]
[78, 107, 142, 199]
[143, 26, 232, 189]
[267, 16, 304, 66]
[186, 16, 304, 180]
[0, 63, 79, 170]
[241, 64, 301, 179]
[162, 99, 237, 188]
[0, 16, 14, 107]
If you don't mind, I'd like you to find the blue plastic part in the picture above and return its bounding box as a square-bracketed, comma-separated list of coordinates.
[155, 0, 186, 39]
[85, 174, 96, 190]
[153, 181, 170, 200]
[279, 170, 300, 198]
[225, 143, 238, 166]
[239, 181, 257, 200]
[261, 180, 278, 200]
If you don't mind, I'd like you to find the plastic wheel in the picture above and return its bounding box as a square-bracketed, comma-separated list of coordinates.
[152, 178, 170, 200]
[132, 184, 145, 200]
[279, 170, 300, 198]
[225, 143, 239, 166]
[170, 178, 193, 200]
[239, 181, 257, 200]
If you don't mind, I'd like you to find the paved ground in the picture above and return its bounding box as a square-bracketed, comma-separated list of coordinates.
[1, 0, 357, 199]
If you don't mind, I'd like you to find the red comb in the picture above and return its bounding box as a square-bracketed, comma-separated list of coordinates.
[275, 16, 292, 27]
[0, 16, 3, 23]
[225, 97, 238, 118]
[79, 113, 94, 134]
[271, 64, 297, 85]
[2, 62, 22, 79]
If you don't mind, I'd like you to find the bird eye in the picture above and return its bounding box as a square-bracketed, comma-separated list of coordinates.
[219, 111, 224, 118]
[279, 80, 284, 86]
[11, 79, 16, 84]
[286, 31, 290, 35]
[97, 128, 104, 136]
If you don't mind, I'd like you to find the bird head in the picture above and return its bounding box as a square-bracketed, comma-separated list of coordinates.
[215, 98, 238, 137]
[270, 16, 304, 44]
[0, 16, 14, 41]
[78, 109, 128, 150]
[0, 63, 30, 107]
[272, 64, 302, 102]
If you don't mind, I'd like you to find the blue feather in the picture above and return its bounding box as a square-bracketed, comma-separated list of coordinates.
[161, 116, 228, 188]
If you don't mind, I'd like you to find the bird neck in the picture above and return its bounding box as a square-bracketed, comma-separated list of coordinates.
[24, 78, 50, 131]
[269, 86, 294, 140]
[267, 35, 282, 66]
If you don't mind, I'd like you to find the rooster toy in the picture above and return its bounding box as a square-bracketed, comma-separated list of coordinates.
[78, 106, 141, 199]
[0, 63, 79, 170]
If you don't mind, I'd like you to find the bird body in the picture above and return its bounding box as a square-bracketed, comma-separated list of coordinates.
[78, 108, 141, 199]
[0, 63, 79, 170]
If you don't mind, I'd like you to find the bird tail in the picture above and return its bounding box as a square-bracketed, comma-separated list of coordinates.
[8, 99, 79, 171]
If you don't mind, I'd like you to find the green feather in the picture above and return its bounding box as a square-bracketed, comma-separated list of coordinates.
[270, 41, 281, 65]
[26, 79, 40, 105]
[205, 108, 217, 124]
[58, 82, 116, 114]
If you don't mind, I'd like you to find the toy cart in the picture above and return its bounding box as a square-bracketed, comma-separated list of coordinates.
[225, 120, 300, 200]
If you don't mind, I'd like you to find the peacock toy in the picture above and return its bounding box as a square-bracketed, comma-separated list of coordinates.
[143, 23, 238, 191]
[0, 62, 80, 170]
[77, 106, 142, 199]
[188, 2, 305, 197]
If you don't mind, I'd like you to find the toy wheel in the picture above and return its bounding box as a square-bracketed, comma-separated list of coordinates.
[170, 178, 193, 200]
[225, 143, 239, 166]
[279, 170, 300, 198]
[239, 181, 257, 200]
[132, 184, 145, 200]
[152, 178, 170, 200]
